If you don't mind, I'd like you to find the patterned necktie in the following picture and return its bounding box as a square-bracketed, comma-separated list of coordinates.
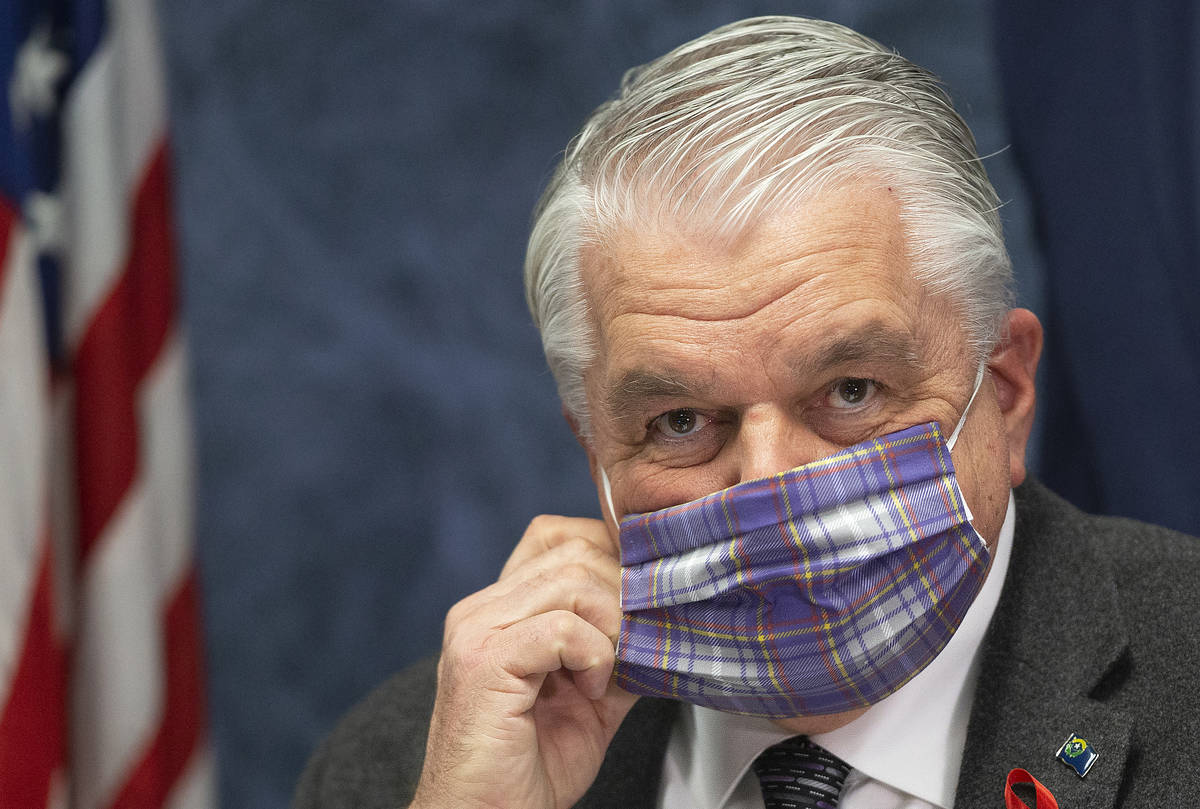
[752, 736, 851, 809]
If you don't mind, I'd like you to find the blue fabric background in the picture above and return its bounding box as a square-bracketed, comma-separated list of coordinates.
[157, 2, 1052, 807]
[995, 0, 1200, 534]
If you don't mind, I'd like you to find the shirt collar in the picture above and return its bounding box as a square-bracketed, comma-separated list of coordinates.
[673, 491, 1016, 809]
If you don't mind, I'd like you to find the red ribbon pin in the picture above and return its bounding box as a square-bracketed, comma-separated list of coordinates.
[1005, 768, 1059, 809]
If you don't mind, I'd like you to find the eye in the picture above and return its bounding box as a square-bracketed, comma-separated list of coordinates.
[828, 378, 877, 409]
[652, 408, 709, 438]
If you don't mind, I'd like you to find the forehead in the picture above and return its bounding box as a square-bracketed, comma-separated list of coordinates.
[587, 186, 911, 322]
[587, 184, 950, 354]
[577, 184, 967, 422]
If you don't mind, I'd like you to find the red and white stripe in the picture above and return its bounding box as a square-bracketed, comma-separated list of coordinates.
[0, 0, 215, 805]
[0, 197, 69, 809]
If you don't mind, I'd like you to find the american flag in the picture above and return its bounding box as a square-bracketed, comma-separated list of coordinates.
[0, 1, 216, 807]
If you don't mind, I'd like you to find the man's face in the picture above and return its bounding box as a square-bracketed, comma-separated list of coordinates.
[579, 183, 1035, 561]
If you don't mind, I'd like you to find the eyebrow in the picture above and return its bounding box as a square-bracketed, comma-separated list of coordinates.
[601, 370, 705, 426]
[599, 323, 924, 423]
[802, 325, 923, 375]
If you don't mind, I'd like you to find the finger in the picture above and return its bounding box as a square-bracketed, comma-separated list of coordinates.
[465, 534, 621, 619]
[448, 546, 622, 644]
[596, 679, 640, 729]
[494, 609, 616, 701]
[510, 532, 621, 591]
[501, 514, 617, 579]
[460, 534, 620, 623]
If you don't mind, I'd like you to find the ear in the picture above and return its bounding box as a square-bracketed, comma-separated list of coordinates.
[986, 308, 1043, 487]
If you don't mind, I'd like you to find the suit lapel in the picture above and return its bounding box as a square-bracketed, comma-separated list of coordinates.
[955, 651, 1132, 808]
[955, 482, 1133, 808]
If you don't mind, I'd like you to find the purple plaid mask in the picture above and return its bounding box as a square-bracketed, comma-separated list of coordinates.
[601, 367, 991, 717]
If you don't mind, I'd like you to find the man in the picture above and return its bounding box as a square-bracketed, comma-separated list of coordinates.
[296, 16, 1200, 808]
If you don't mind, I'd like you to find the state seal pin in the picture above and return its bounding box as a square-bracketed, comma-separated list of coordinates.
[1056, 732, 1098, 777]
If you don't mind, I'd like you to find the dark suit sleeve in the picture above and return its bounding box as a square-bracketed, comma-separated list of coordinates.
[293, 651, 680, 809]
[293, 656, 438, 809]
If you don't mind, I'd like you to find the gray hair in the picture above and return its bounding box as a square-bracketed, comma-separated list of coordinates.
[524, 16, 1013, 433]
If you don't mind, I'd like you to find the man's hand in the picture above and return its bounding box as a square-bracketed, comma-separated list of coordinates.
[410, 516, 637, 809]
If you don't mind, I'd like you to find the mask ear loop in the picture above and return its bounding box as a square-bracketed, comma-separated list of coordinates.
[946, 361, 988, 451]
[945, 360, 987, 524]
[599, 466, 619, 526]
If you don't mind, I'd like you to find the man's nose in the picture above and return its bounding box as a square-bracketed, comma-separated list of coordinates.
[735, 404, 840, 482]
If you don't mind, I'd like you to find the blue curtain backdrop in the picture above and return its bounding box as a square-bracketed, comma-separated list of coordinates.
[154, 1, 1198, 807]
[994, 1, 1200, 534]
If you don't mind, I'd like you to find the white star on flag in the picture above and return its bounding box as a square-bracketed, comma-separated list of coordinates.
[8, 22, 69, 130]
[24, 190, 65, 256]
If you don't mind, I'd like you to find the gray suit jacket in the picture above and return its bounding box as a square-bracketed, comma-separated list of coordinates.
[294, 480, 1200, 808]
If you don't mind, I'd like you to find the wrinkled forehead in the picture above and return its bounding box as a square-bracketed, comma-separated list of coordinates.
[580, 183, 922, 327]
[576, 183, 969, 403]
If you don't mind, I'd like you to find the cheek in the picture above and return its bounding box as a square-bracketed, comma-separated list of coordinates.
[593, 476, 618, 533]
[957, 416, 1012, 552]
[614, 463, 728, 516]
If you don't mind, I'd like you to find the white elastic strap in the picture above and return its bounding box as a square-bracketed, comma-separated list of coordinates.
[946, 361, 988, 451]
[599, 466, 619, 525]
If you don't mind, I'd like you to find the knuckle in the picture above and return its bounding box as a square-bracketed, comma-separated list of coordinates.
[441, 593, 490, 649]
[547, 609, 577, 639]
[443, 592, 481, 631]
[558, 560, 596, 583]
[564, 536, 620, 577]
[524, 513, 564, 540]
[560, 534, 598, 556]
[444, 598, 468, 626]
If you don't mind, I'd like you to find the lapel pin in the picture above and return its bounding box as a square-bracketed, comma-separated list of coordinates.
[1055, 732, 1098, 777]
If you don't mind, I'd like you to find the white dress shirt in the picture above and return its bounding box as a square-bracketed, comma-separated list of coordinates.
[657, 492, 1015, 809]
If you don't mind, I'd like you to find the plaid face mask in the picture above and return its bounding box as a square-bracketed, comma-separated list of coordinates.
[602, 368, 990, 718]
